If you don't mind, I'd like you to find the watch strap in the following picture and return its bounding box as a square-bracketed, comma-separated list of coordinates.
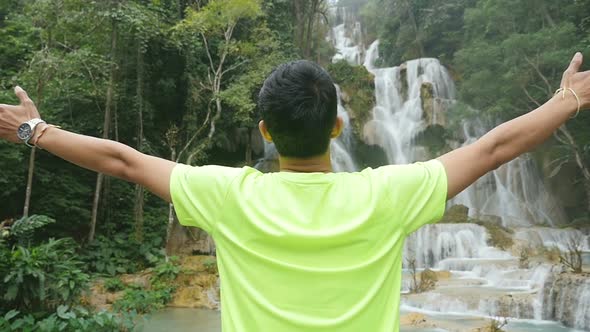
[24, 118, 46, 147]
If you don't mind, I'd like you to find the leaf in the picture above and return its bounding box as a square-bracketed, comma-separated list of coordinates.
[56, 305, 69, 319]
[5, 285, 18, 301]
[4, 310, 19, 321]
[95, 315, 104, 327]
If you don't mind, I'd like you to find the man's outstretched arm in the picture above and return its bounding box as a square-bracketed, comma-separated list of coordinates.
[0, 88, 176, 202]
[438, 52, 590, 200]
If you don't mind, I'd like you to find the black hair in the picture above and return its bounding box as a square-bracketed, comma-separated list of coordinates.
[258, 60, 337, 158]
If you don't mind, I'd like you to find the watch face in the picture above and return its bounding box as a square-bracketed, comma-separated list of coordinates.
[17, 123, 32, 141]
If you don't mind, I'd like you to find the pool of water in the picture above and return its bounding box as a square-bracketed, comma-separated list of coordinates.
[139, 308, 221, 332]
[140, 308, 583, 332]
[139, 309, 452, 332]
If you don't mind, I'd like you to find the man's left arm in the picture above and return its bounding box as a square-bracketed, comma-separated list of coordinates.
[0, 87, 176, 202]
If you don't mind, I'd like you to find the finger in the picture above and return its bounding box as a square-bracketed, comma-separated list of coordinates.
[567, 52, 584, 73]
[14, 86, 30, 105]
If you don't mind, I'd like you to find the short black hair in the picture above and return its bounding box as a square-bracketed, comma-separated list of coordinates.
[258, 60, 337, 158]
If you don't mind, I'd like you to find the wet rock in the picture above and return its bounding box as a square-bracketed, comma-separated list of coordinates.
[540, 271, 590, 330]
[399, 312, 436, 328]
[420, 82, 447, 128]
[441, 204, 469, 223]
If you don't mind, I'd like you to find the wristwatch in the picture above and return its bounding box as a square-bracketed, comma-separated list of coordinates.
[17, 118, 46, 147]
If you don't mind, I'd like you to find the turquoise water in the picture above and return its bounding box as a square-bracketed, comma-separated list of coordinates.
[140, 309, 446, 331]
[140, 308, 582, 332]
[140, 309, 221, 332]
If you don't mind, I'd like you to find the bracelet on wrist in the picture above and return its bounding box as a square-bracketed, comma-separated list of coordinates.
[554, 87, 581, 118]
[32, 124, 61, 149]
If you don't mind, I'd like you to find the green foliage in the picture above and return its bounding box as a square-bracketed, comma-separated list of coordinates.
[7, 215, 55, 247]
[184, 0, 262, 32]
[104, 277, 125, 293]
[326, 61, 375, 138]
[203, 257, 217, 274]
[152, 257, 181, 283]
[0, 306, 137, 332]
[81, 235, 164, 276]
[113, 286, 174, 314]
[361, 0, 476, 66]
[1, 237, 89, 312]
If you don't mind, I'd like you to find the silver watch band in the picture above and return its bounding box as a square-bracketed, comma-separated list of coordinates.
[25, 118, 46, 147]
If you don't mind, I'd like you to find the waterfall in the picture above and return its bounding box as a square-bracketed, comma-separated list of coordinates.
[331, 85, 358, 172]
[452, 119, 567, 227]
[363, 40, 455, 164]
[403, 223, 510, 268]
[329, 6, 364, 65]
[514, 227, 590, 251]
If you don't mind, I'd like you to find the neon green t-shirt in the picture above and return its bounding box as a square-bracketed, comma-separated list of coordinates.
[170, 160, 447, 332]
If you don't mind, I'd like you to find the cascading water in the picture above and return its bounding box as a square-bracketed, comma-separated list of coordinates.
[329, 6, 364, 65]
[452, 119, 567, 227]
[363, 40, 455, 164]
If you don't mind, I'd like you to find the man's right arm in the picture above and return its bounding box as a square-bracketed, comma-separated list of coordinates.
[0, 87, 176, 202]
[438, 52, 590, 200]
[34, 126, 176, 202]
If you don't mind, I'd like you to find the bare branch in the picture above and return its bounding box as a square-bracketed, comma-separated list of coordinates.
[524, 56, 553, 97]
[522, 86, 542, 107]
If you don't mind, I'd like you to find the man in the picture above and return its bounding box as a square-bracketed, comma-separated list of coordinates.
[0, 55, 588, 332]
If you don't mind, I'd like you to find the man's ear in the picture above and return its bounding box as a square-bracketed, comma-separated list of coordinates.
[330, 116, 344, 139]
[259, 120, 273, 143]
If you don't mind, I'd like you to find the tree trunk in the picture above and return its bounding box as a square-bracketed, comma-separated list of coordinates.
[166, 143, 177, 261]
[133, 41, 145, 243]
[404, 0, 424, 57]
[89, 17, 118, 242]
[293, 0, 306, 52]
[22, 148, 36, 217]
[23, 72, 47, 217]
[304, 0, 318, 58]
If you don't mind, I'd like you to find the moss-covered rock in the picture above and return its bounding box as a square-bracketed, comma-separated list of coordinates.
[327, 61, 375, 141]
[440, 204, 469, 223]
[473, 219, 514, 250]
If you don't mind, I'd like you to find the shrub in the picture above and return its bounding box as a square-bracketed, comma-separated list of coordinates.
[104, 278, 125, 293]
[113, 287, 174, 314]
[81, 234, 164, 276]
[0, 306, 138, 331]
[1, 238, 89, 312]
[152, 257, 181, 282]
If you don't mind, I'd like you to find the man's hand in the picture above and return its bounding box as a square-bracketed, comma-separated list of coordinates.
[560, 52, 590, 109]
[438, 52, 589, 200]
[0, 86, 177, 202]
[0, 86, 41, 143]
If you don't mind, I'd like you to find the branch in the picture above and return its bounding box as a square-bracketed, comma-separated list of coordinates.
[524, 55, 553, 97]
[201, 33, 216, 73]
[221, 60, 248, 77]
[176, 100, 214, 162]
[521, 86, 542, 107]
[557, 125, 590, 180]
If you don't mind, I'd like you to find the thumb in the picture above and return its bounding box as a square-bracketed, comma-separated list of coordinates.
[567, 52, 583, 74]
[14, 86, 30, 105]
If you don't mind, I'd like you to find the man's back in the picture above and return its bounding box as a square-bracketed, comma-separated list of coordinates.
[170, 160, 447, 332]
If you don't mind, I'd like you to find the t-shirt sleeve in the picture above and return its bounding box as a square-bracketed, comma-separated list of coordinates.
[373, 159, 448, 236]
[169, 164, 242, 234]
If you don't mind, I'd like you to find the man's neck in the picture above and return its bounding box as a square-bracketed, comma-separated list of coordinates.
[278, 152, 332, 173]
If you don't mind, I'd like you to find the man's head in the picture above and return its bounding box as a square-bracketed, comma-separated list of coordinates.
[258, 60, 342, 159]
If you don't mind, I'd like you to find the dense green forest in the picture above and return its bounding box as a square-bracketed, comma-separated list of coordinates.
[0, 0, 589, 330]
